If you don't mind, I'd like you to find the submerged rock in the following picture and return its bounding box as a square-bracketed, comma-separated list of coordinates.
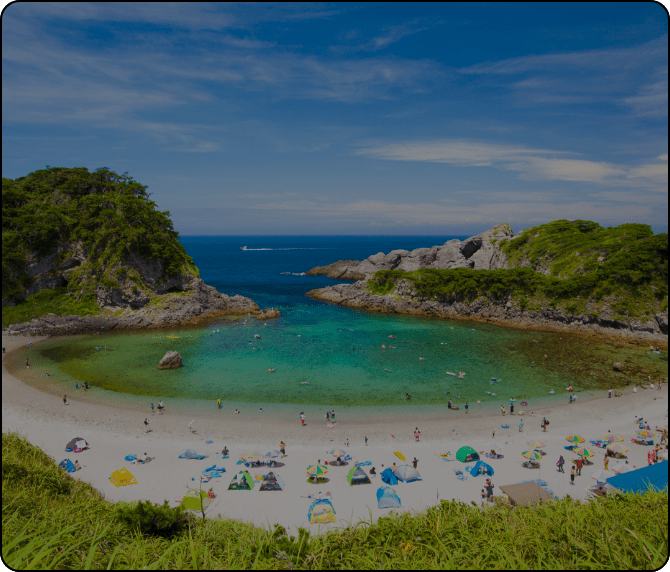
[158, 351, 182, 370]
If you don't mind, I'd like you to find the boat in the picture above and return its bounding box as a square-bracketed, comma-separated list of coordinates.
[240, 246, 248, 250]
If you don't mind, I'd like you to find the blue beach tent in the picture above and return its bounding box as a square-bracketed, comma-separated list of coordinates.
[469, 460, 494, 477]
[380, 468, 398, 485]
[606, 461, 668, 494]
[58, 459, 76, 473]
[377, 486, 401, 509]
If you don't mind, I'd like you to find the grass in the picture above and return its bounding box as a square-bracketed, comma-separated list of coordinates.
[3, 431, 668, 569]
[1, 287, 100, 328]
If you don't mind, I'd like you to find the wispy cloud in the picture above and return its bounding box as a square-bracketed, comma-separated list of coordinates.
[332, 18, 438, 53]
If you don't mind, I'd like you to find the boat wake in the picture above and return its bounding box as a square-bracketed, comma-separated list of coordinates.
[241, 247, 329, 251]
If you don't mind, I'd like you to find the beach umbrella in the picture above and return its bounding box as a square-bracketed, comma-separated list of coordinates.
[589, 469, 615, 483]
[636, 430, 656, 439]
[327, 449, 347, 457]
[573, 447, 596, 458]
[521, 451, 543, 461]
[242, 451, 261, 459]
[566, 435, 585, 444]
[490, 443, 503, 450]
[606, 443, 629, 454]
[527, 439, 547, 448]
[612, 463, 631, 474]
[264, 450, 281, 459]
[306, 465, 328, 476]
[603, 433, 625, 442]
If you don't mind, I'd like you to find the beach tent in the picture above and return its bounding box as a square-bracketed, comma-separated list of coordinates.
[260, 471, 286, 491]
[394, 465, 422, 483]
[65, 438, 89, 453]
[468, 460, 494, 477]
[606, 460, 668, 494]
[180, 489, 211, 512]
[377, 486, 401, 509]
[228, 470, 254, 490]
[178, 449, 208, 460]
[308, 498, 336, 524]
[498, 482, 552, 507]
[347, 466, 372, 486]
[456, 446, 479, 463]
[109, 467, 137, 487]
[381, 468, 398, 485]
[58, 459, 76, 473]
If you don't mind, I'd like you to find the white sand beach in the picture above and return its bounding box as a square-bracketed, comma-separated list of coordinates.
[3, 334, 668, 535]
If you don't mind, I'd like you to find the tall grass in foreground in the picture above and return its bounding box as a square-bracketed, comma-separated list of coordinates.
[3, 431, 668, 569]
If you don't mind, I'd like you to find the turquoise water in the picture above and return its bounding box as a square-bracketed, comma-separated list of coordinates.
[9, 236, 667, 419]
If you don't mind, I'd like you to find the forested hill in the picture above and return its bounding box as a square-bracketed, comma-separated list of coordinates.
[2, 167, 257, 330]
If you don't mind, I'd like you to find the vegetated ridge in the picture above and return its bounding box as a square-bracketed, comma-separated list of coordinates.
[307, 220, 668, 340]
[2, 167, 260, 333]
[2, 431, 667, 570]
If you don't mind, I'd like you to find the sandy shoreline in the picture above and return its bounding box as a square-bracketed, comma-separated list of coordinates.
[3, 333, 668, 535]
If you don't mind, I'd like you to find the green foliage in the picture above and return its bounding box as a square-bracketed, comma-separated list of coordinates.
[2, 167, 199, 304]
[2, 432, 668, 569]
[115, 500, 189, 538]
[1, 287, 99, 328]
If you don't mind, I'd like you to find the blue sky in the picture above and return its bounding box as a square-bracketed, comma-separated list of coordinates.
[2, 2, 668, 235]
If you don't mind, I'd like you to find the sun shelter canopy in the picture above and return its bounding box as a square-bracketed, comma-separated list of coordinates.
[456, 446, 479, 463]
[59, 459, 76, 473]
[180, 489, 211, 512]
[179, 449, 208, 459]
[110, 467, 137, 487]
[308, 498, 336, 524]
[394, 464, 422, 483]
[377, 486, 401, 509]
[381, 468, 398, 485]
[606, 460, 668, 494]
[66, 438, 89, 453]
[469, 460, 494, 477]
[499, 482, 552, 507]
[260, 471, 286, 491]
[228, 470, 254, 490]
[347, 466, 372, 485]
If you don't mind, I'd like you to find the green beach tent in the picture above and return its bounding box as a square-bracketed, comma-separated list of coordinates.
[347, 466, 372, 485]
[456, 446, 480, 463]
[180, 489, 211, 512]
[228, 470, 254, 490]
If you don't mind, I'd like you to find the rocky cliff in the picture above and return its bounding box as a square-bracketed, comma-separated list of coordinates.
[306, 224, 514, 279]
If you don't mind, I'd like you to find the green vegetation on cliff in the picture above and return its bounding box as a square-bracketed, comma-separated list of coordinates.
[368, 220, 668, 321]
[3, 431, 667, 569]
[2, 167, 199, 317]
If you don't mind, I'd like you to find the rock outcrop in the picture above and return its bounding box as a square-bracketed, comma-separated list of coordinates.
[158, 351, 182, 370]
[306, 224, 514, 279]
[255, 308, 281, 320]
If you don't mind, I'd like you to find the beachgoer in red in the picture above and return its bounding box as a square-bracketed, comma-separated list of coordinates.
[414, 427, 421, 442]
[576, 457, 583, 475]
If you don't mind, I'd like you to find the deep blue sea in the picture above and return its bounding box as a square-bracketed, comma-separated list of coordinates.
[13, 235, 656, 421]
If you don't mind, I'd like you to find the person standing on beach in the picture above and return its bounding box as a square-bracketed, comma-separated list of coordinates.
[26, 358, 30, 369]
[576, 457, 583, 475]
[217, 398, 221, 409]
[300, 413, 305, 426]
[365, 436, 368, 446]
[557, 455, 565, 472]
[604, 455, 609, 470]
[519, 419, 524, 432]
[465, 403, 469, 414]
[331, 410, 336, 422]
[63, 395, 67, 405]
[151, 403, 154, 415]
[510, 403, 514, 415]
[492, 429, 495, 439]
[412, 457, 419, 469]
[485, 478, 494, 499]
[501, 405, 505, 416]
[144, 418, 149, 433]
[608, 388, 612, 399]
[570, 465, 575, 485]
[75, 382, 79, 390]
[280, 441, 286, 457]
[414, 427, 421, 442]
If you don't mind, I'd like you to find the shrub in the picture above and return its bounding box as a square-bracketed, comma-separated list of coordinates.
[115, 500, 190, 538]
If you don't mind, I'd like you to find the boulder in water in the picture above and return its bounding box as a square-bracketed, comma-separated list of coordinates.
[158, 351, 182, 370]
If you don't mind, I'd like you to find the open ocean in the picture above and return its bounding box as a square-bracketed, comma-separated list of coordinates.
[11, 236, 663, 421]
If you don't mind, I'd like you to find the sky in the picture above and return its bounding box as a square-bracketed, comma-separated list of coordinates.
[2, 2, 668, 236]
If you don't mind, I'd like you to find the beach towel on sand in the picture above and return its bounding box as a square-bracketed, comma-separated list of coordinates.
[125, 455, 137, 462]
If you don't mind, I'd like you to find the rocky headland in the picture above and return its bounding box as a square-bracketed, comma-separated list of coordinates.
[306, 221, 668, 343]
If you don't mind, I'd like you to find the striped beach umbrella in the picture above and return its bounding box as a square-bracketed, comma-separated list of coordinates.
[327, 449, 347, 457]
[242, 451, 261, 459]
[636, 430, 656, 439]
[606, 443, 629, 454]
[603, 433, 625, 442]
[264, 450, 281, 459]
[527, 439, 547, 448]
[566, 435, 585, 444]
[521, 450, 543, 461]
[306, 465, 328, 476]
[573, 447, 596, 458]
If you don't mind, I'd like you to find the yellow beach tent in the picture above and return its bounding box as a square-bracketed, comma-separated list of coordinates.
[110, 467, 137, 487]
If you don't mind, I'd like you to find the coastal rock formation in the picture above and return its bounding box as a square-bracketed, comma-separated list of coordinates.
[306, 224, 514, 279]
[255, 308, 281, 320]
[306, 279, 668, 342]
[157, 351, 182, 370]
[613, 362, 625, 372]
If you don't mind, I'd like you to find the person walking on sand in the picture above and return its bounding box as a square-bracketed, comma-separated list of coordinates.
[571, 465, 575, 485]
[501, 405, 505, 416]
[412, 457, 419, 469]
[217, 397, 221, 409]
[604, 455, 609, 471]
[365, 436, 368, 446]
[326, 411, 331, 421]
[63, 395, 67, 405]
[280, 441, 286, 457]
[331, 410, 336, 422]
[26, 358, 30, 369]
[510, 403, 514, 415]
[492, 429, 495, 439]
[557, 455, 565, 473]
[576, 457, 583, 475]
[144, 418, 149, 433]
[485, 478, 494, 499]
[608, 388, 612, 399]
[465, 402, 469, 414]
[151, 403, 155, 415]
[414, 427, 421, 442]
[519, 419, 524, 432]
[300, 413, 305, 426]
